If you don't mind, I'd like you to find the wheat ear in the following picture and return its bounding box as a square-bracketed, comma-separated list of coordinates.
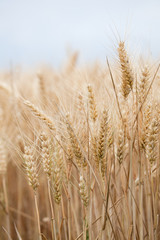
[40, 132, 53, 178]
[79, 175, 89, 207]
[23, 145, 41, 239]
[24, 100, 55, 131]
[146, 116, 159, 165]
[66, 114, 86, 169]
[87, 84, 98, 122]
[138, 65, 150, 105]
[118, 41, 134, 99]
[117, 127, 124, 164]
[23, 146, 39, 191]
[97, 109, 108, 178]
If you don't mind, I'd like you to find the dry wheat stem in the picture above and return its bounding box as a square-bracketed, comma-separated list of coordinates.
[34, 193, 42, 240]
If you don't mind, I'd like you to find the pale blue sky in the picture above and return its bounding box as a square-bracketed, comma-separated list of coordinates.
[0, 0, 160, 68]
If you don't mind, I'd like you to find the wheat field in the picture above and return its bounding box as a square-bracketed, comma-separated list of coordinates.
[0, 42, 160, 240]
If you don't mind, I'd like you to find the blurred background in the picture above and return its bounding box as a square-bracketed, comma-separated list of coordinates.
[0, 0, 159, 69]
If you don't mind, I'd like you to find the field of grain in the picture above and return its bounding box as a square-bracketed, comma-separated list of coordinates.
[0, 42, 160, 240]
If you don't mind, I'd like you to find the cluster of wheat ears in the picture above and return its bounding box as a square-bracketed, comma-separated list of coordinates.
[0, 41, 160, 240]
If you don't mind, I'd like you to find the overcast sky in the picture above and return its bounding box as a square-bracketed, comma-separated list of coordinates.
[0, 0, 160, 68]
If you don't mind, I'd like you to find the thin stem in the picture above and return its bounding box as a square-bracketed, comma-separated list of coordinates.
[75, 216, 102, 240]
[61, 197, 68, 240]
[48, 180, 57, 240]
[89, 186, 93, 239]
[34, 192, 42, 240]
[83, 207, 86, 240]
[2, 174, 11, 238]
[68, 182, 71, 240]
[17, 170, 22, 232]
